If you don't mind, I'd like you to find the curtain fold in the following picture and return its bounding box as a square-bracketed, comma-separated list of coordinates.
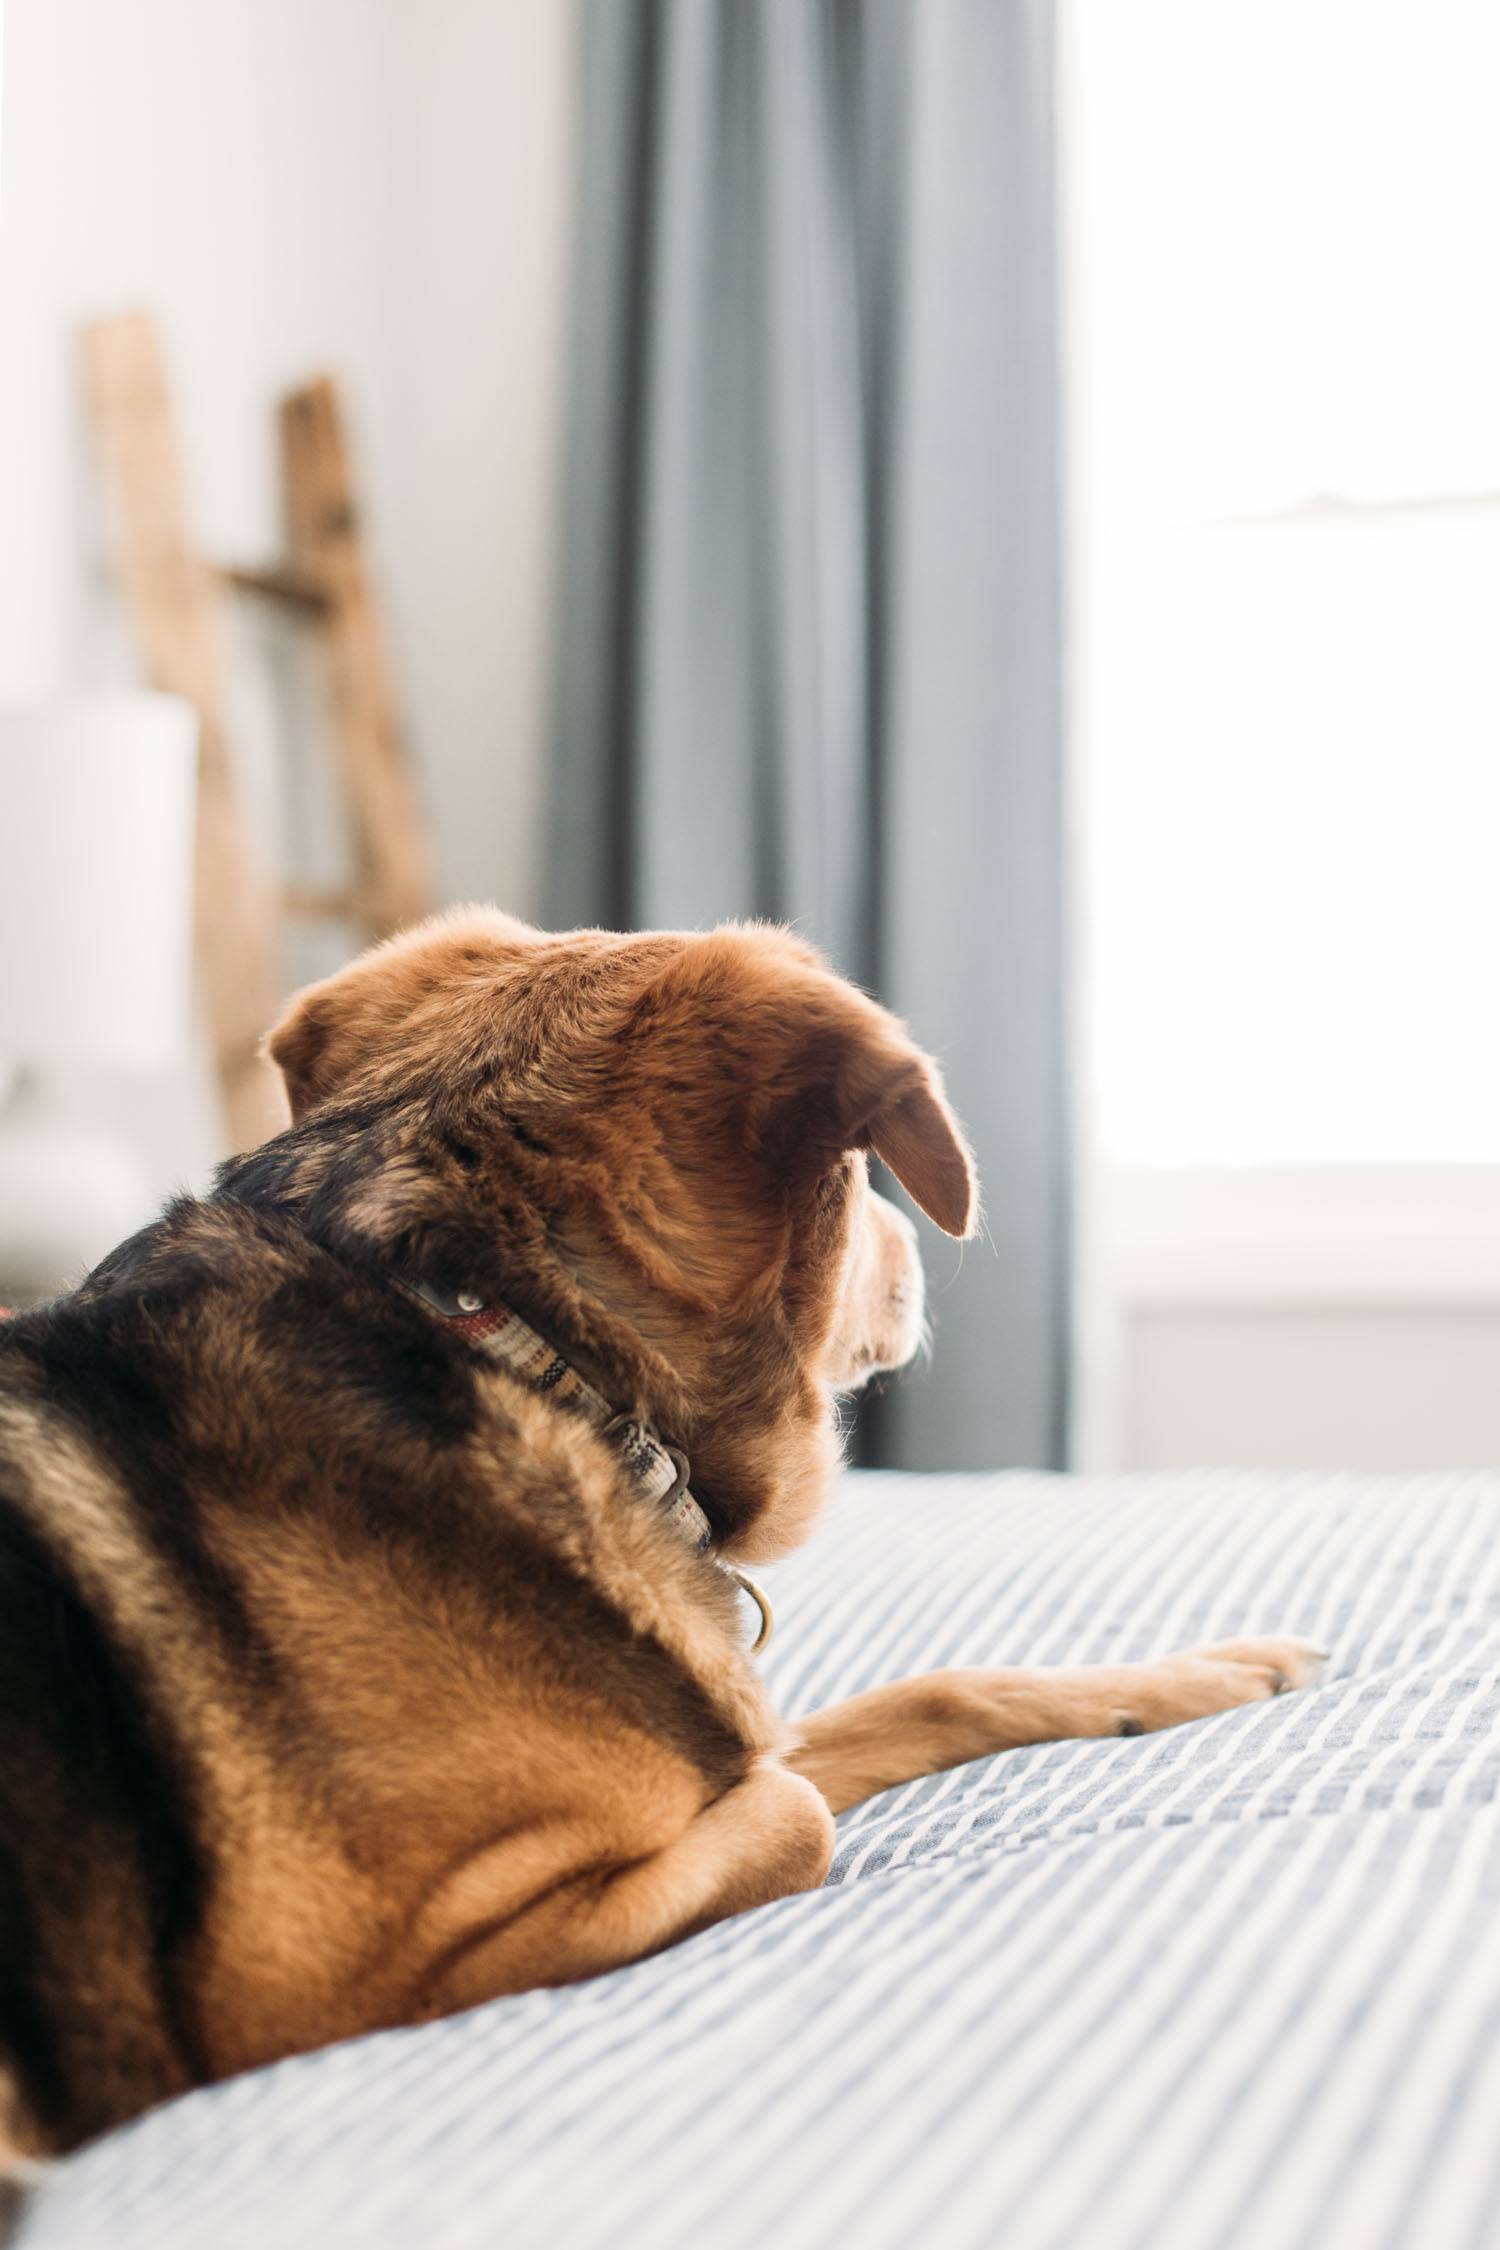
[548, 0, 1067, 1470]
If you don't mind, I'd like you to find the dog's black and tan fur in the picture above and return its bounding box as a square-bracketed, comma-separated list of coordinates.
[0, 910, 1321, 2161]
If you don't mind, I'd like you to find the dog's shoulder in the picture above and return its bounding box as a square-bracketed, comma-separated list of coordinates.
[4, 1164, 775, 1794]
[0, 1181, 775, 2136]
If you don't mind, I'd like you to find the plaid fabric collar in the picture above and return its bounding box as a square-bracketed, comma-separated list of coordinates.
[404, 1277, 774, 1653]
[405, 1276, 716, 1553]
[403, 1278, 773, 1652]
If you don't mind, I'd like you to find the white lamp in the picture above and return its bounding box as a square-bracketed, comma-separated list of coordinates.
[0, 695, 198, 1296]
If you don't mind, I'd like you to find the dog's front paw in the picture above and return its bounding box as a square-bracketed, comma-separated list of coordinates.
[1113, 1635, 1329, 1736]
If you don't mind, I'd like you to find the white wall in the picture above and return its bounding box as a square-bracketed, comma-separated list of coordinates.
[1, 0, 400, 696]
[0, 0, 577, 1203]
[1083, 1166, 1500, 1473]
[1125, 1307, 1500, 1474]
[375, 0, 576, 923]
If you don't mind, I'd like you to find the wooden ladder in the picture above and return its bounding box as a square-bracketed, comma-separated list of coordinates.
[83, 311, 432, 1150]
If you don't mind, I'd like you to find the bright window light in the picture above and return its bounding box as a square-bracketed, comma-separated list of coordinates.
[1067, 0, 1500, 1163]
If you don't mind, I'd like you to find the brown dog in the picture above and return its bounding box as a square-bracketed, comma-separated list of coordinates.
[0, 911, 1321, 2160]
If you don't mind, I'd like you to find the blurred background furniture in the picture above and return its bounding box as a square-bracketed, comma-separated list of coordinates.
[84, 312, 433, 1152]
[0, 695, 197, 1300]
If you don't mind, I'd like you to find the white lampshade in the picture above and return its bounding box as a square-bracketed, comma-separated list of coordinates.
[0, 695, 198, 1073]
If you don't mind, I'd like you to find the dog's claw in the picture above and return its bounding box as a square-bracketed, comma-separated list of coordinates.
[1111, 1635, 1329, 1737]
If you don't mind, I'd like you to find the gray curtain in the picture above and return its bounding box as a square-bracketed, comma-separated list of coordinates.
[548, 0, 1066, 1471]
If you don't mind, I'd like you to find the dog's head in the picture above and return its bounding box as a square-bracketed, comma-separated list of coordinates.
[263, 910, 975, 1561]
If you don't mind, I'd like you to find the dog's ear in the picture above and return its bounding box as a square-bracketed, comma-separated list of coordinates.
[263, 981, 350, 1123]
[799, 995, 977, 1240]
[864, 1065, 977, 1240]
[264, 907, 542, 1122]
[680, 928, 978, 1238]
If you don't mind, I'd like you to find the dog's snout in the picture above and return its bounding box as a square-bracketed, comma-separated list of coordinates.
[824, 1189, 927, 1392]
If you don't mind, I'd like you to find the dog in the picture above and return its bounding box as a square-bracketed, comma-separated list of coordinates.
[0, 909, 1322, 2160]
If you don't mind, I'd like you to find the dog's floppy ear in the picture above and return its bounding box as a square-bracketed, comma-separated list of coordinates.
[864, 1065, 976, 1240]
[682, 928, 978, 1238]
[803, 995, 977, 1240]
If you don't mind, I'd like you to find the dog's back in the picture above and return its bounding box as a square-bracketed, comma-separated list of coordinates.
[0, 1388, 202, 2153]
[0, 1183, 761, 2154]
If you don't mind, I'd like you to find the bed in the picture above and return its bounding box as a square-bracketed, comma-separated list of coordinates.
[19, 1467, 1500, 2250]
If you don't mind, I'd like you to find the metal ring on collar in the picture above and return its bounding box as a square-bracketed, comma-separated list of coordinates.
[727, 1566, 775, 1656]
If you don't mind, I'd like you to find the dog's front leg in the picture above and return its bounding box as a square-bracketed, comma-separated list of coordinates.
[783, 1637, 1328, 1815]
[410, 1760, 835, 2019]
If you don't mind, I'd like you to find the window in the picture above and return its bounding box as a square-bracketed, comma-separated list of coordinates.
[1065, 0, 1500, 1164]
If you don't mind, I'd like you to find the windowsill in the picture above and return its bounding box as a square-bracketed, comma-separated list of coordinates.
[1100, 1163, 1500, 1309]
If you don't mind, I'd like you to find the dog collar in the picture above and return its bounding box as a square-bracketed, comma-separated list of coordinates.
[404, 1278, 773, 1653]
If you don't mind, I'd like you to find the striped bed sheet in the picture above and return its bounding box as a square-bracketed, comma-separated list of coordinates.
[19, 1467, 1500, 2250]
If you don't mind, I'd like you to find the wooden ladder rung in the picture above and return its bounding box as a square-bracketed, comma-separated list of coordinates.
[282, 883, 376, 923]
[217, 562, 333, 614]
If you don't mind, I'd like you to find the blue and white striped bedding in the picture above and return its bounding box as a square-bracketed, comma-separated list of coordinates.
[21, 1468, 1500, 2250]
